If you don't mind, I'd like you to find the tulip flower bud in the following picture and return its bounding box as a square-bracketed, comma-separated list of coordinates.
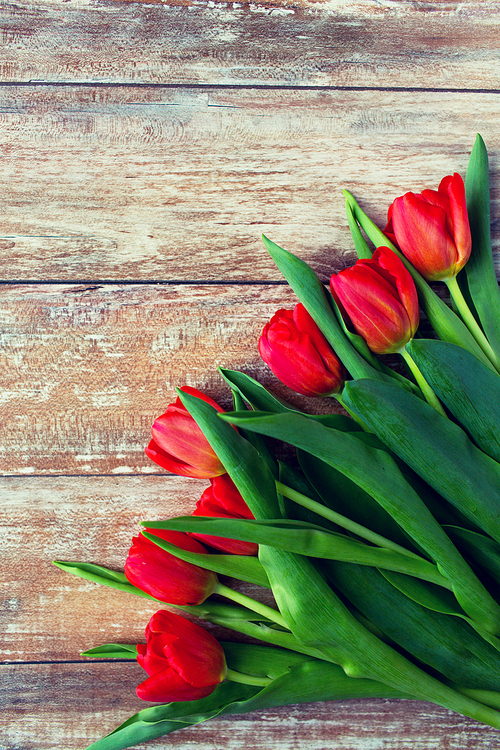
[258, 303, 345, 397]
[330, 246, 419, 355]
[136, 610, 227, 702]
[145, 386, 226, 479]
[124, 529, 217, 605]
[190, 474, 258, 556]
[385, 173, 471, 281]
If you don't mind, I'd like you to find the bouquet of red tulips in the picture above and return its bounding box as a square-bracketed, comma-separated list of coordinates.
[56, 135, 500, 749]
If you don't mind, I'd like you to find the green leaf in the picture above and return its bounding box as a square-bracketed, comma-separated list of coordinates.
[377, 569, 500, 652]
[408, 337, 500, 463]
[261, 234, 385, 381]
[445, 525, 500, 587]
[82, 643, 138, 660]
[345, 195, 373, 259]
[344, 191, 497, 371]
[343, 378, 500, 547]
[222, 641, 313, 679]
[177, 389, 281, 521]
[143, 516, 448, 588]
[220, 368, 297, 413]
[465, 134, 500, 360]
[231, 387, 278, 480]
[85, 681, 260, 750]
[53, 561, 159, 601]
[324, 561, 500, 691]
[223, 657, 409, 714]
[221, 409, 500, 635]
[298, 449, 414, 551]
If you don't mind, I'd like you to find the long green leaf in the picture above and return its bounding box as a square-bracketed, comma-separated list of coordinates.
[344, 191, 496, 371]
[85, 681, 260, 750]
[231, 388, 278, 480]
[82, 644, 138, 660]
[465, 134, 500, 359]
[298, 449, 415, 551]
[408, 338, 500, 462]
[445, 525, 500, 587]
[325, 561, 500, 691]
[345, 195, 373, 259]
[378, 570, 500, 652]
[177, 389, 281, 521]
[53, 561, 159, 601]
[220, 368, 297, 413]
[342, 378, 500, 546]
[222, 642, 316, 678]
[142, 517, 448, 588]
[220, 410, 500, 634]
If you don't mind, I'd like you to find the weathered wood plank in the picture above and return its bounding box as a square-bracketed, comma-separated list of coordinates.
[0, 284, 338, 475]
[2, 0, 500, 89]
[5, 661, 498, 750]
[1, 86, 499, 281]
[0, 475, 225, 661]
[4, 662, 500, 750]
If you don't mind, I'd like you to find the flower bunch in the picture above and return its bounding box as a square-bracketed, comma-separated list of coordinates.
[56, 135, 500, 750]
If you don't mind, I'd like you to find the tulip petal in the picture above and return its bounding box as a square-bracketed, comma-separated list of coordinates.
[152, 411, 224, 474]
[163, 630, 227, 688]
[124, 530, 217, 605]
[145, 440, 224, 479]
[146, 386, 226, 478]
[331, 262, 414, 354]
[259, 305, 344, 396]
[372, 247, 419, 338]
[441, 173, 471, 267]
[136, 667, 216, 703]
[390, 192, 459, 280]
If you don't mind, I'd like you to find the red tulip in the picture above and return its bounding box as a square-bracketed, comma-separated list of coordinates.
[124, 529, 217, 605]
[385, 173, 471, 281]
[190, 474, 258, 556]
[136, 610, 227, 702]
[258, 303, 345, 397]
[145, 386, 226, 478]
[330, 246, 419, 355]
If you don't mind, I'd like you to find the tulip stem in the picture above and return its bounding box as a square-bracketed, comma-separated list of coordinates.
[275, 481, 423, 561]
[214, 582, 288, 629]
[446, 276, 500, 373]
[399, 349, 448, 417]
[225, 668, 273, 687]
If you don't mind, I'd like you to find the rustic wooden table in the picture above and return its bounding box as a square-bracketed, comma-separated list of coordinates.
[2, 1, 500, 748]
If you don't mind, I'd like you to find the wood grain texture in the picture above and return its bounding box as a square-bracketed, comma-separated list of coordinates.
[4, 663, 498, 750]
[4, 664, 500, 750]
[2, 0, 500, 88]
[1, 86, 499, 281]
[0, 474, 240, 661]
[0, 283, 339, 475]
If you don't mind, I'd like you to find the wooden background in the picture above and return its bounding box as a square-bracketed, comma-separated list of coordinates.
[2, 1, 500, 748]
